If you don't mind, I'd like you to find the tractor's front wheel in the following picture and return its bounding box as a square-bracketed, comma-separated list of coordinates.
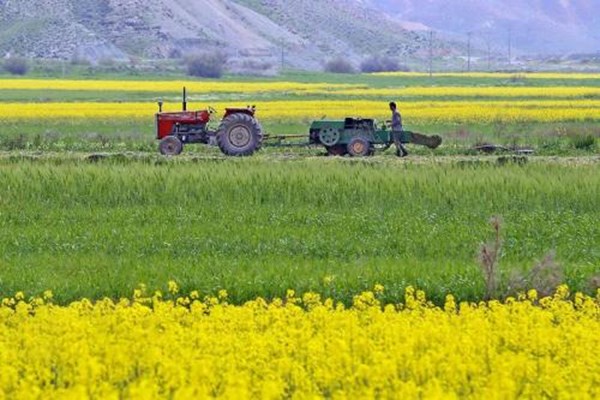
[217, 113, 263, 156]
[159, 136, 183, 156]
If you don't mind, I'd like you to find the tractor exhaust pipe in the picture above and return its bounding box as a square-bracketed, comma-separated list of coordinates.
[182, 87, 187, 111]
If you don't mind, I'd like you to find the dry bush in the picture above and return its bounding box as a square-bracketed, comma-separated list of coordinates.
[186, 52, 227, 78]
[506, 251, 564, 298]
[587, 275, 600, 293]
[478, 216, 503, 300]
[3, 57, 28, 75]
[324, 57, 355, 74]
[360, 56, 409, 73]
[478, 216, 567, 300]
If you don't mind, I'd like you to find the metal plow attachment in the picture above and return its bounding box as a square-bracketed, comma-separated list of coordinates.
[407, 131, 443, 149]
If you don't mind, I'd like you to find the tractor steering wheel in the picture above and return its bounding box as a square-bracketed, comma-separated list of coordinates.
[208, 106, 217, 114]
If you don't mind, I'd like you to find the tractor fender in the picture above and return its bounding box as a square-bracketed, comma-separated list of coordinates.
[223, 107, 256, 119]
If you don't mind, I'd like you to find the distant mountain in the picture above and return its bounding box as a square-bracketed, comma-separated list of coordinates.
[0, 0, 442, 70]
[361, 0, 600, 54]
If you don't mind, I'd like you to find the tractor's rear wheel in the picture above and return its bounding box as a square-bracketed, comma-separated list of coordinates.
[159, 136, 183, 156]
[347, 137, 372, 157]
[217, 113, 263, 156]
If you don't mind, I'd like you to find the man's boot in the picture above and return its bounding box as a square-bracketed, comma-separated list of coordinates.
[396, 145, 408, 157]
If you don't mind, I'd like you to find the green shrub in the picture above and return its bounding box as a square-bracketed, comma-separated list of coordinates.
[569, 134, 596, 150]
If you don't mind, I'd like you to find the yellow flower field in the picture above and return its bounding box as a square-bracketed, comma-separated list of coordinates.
[2, 77, 600, 125]
[336, 86, 600, 99]
[3, 79, 600, 99]
[0, 79, 358, 93]
[1, 100, 599, 124]
[1, 286, 599, 399]
[372, 71, 600, 80]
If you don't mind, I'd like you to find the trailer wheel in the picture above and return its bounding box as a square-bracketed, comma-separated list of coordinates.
[217, 113, 263, 156]
[347, 137, 371, 157]
[159, 136, 183, 156]
[319, 128, 340, 146]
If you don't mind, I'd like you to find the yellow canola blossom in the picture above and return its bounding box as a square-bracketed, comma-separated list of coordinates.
[337, 86, 600, 99]
[1, 100, 599, 124]
[1, 286, 599, 399]
[372, 71, 600, 80]
[3, 78, 600, 99]
[0, 79, 357, 93]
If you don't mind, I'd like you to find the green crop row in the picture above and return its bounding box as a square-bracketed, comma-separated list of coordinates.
[0, 118, 598, 156]
[0, 157, 598, 304]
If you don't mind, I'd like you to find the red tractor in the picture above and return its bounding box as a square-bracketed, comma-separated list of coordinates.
[156, 88, 263, 156]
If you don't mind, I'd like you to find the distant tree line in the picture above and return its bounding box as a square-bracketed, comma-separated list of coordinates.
[1, 53, 409, 77]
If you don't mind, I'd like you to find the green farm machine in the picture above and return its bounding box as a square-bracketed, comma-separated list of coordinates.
[156, 88, 442, 156]
[309, 118, 442, 156]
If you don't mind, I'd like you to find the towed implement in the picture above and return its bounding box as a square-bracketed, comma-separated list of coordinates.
[156, 88, 442, 157]
[309, 118, 442, 156]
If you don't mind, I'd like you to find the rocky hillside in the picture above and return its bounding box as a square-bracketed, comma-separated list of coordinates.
[364, 0, 600, 54]
[0, 0, 436, 70]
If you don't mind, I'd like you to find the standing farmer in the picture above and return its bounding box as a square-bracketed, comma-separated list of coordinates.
[389, 101, 409, 157]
